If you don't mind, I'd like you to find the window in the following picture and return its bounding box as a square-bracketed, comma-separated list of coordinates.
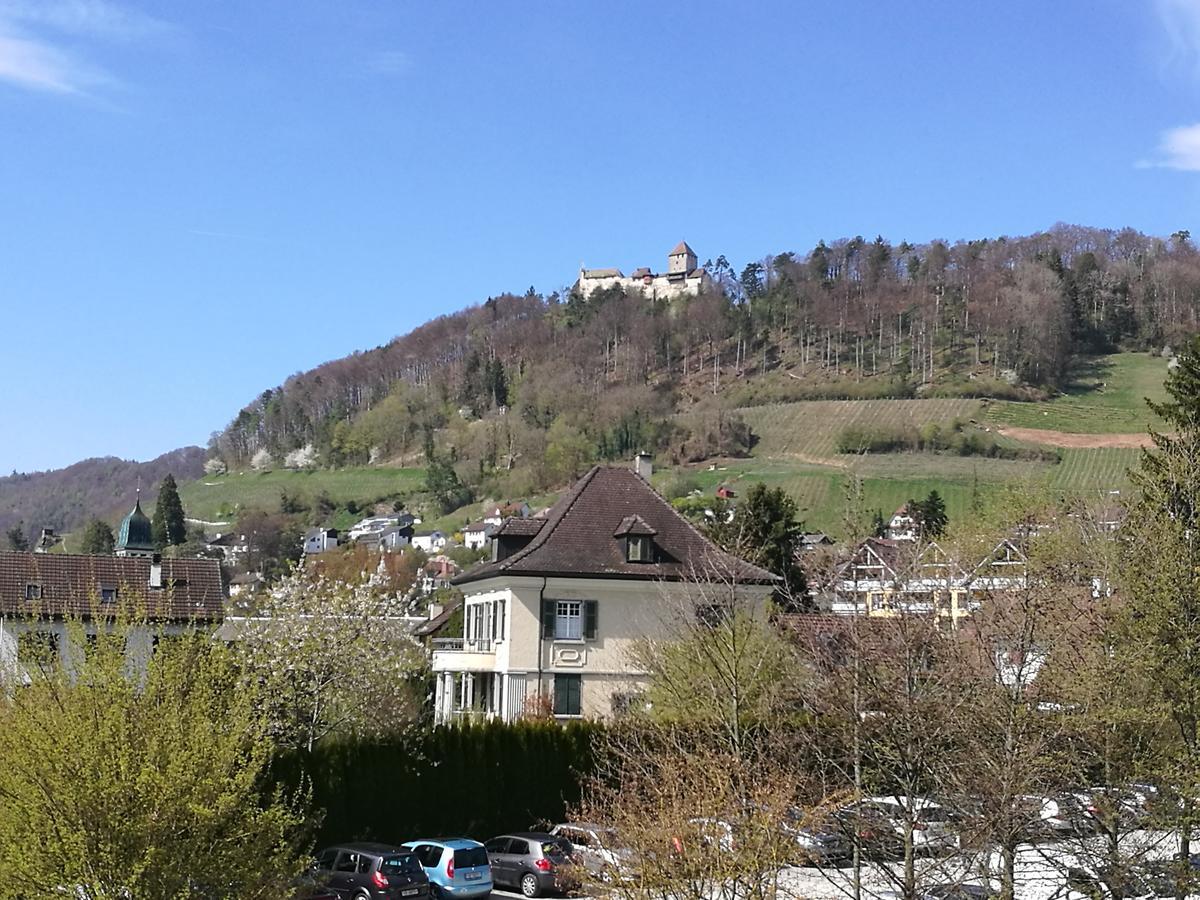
[18, 630, 58, 669]
[555, 601, 582, 640]
[554, 674, 582, 716]
[626, 535, 653, 562]
[315, 849, 337, 871]
[484, 838, 509, 854]
[356, 854, 375, 874]
[335, 851, 358, 873]
[542, 599, 597, 640]
[24, 584, 40, 601]
[100, 586, 117, 603]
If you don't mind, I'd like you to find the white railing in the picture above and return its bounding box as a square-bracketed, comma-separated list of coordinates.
[432, 637, 493, 653]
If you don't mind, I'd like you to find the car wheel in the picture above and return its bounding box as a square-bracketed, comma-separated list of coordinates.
[520, 872, 541, 898]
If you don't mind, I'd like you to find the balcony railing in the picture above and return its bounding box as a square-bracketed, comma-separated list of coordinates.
[432, 637, 494, 653]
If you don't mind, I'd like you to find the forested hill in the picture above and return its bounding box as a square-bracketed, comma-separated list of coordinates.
[0, 448, 206, 543]
[208, 224, 1200, 501]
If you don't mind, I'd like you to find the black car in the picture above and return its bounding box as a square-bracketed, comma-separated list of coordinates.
[485, 832, 580, 897]
[313, 843, 431, 900]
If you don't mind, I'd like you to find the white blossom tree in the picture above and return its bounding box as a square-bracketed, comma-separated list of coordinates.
[250, 447, 275, 471]
[283, 444, 319, 469]
[234, 563, 429, 752]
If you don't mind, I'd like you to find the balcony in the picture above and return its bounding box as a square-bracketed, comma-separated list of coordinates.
[431, 636, 496, 672]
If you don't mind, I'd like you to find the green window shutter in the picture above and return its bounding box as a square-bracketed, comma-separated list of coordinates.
[542, 598, 556, 639]
[554, 674, 582, 716]
[584, 600, 598, 640]
[553, 674, 567, 714]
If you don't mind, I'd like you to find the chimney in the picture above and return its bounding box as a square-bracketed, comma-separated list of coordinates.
[149, 553, 163, 589]
[428, 601, 445, 620]
[634, 452, 653, 482]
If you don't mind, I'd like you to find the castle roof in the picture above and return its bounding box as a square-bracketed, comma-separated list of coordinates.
[670, 241, 695, 256]
[581, 267, 623, 279]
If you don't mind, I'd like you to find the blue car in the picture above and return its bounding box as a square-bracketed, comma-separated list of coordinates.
[402, 839, 493, 900]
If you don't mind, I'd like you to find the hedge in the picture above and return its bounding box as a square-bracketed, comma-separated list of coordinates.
[276, 720, 604, 848]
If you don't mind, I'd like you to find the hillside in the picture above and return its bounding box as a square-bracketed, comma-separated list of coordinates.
[0, 448, 206, 543]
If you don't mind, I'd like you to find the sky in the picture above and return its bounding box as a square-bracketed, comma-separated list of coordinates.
[1, 0, 1199, 475]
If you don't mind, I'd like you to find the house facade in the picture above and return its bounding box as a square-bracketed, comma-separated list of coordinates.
[0, 551, 225, 680]
[828, 537, 1028, 620]
[432, 463, 776, 723]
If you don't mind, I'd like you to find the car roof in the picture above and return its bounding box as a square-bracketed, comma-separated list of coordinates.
[555, 823, 610, 833]
[404, 838, 484, 850]
[495, 832, 560, 841]
[325, 842, 408, 854]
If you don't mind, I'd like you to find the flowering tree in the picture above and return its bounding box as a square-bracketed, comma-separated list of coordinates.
[250, 447, 274, 471]
[235, 562, 429, 752]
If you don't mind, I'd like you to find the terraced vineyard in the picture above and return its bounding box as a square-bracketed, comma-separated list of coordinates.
[739, 398, 983, 460]
[1046, 448, 1140, 490]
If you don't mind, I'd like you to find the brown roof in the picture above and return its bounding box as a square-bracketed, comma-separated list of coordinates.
[0, 552, 225, 622]
[496, 518, 545, 537]
[455, 466, 777, 586]
[670, 241, 695, 256]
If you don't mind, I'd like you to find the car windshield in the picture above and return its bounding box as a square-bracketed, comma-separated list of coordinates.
[453, 847, 488, 869]
[381, 854, 421, 876]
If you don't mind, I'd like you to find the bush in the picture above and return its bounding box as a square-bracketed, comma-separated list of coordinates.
[727, 376, 916, 408]
[835, 420, 1059, 463]
[923, 377, 1046, 401]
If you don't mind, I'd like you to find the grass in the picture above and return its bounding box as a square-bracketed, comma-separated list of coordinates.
[983, 353, 1169, 434]
[738, 398, 983, 460]
[179, 467, 425, 523]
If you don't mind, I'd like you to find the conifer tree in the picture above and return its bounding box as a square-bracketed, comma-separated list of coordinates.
[78, 518, 115, 555]
[151, 473, 187, 548]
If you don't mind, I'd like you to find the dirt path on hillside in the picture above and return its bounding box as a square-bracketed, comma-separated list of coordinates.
[997, 427, 1154, 449]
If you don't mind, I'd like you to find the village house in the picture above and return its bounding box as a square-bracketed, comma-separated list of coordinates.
[412, 530, 449, 553]
[420, 555, 462, 595]
[431, 458, 777, 723]
[827, 536, 1028, 621]
[0, 550, 225, 681]
[577, 241, 713, 300]
[462, 521, 497, 551]
[481, 502, 531, 528]
[302, 527, 339, 555]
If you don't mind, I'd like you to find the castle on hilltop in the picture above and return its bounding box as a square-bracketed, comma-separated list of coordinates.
[577, 241, 712, 300]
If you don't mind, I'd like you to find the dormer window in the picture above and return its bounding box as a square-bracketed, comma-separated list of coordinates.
[614, 514, 657, 564]
[100, 586, 118, 604]
[627, 535, 653, 563]
[24, 583, 41, 601]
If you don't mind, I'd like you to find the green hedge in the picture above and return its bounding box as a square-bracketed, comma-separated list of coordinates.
[277, 721, 604, 848]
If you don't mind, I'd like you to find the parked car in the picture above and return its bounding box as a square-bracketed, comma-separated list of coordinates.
[550, 822, 635, 881]
[838, 797, 959, 855]
[401, 839, 493, 900]
[1016, 794, 1097, 839]
[312, 843, 430, 900]
[485, 832, 581, 897]
[781, 808, 853, 866]
[829, 804, 905, 861]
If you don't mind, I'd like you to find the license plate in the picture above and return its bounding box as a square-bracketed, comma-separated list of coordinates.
[465, 872, 482, 881]
[402, 890, 420, 897]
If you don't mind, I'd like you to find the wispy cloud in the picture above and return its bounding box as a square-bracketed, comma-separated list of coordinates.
[0, 0, 169, 96]
[364, 49, 411, 76]
[1156, 0, 1200, 81]
[1141, 123, 1200, 170]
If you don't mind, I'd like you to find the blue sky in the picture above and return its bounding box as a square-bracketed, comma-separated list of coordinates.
[1, 0, 1198, 475]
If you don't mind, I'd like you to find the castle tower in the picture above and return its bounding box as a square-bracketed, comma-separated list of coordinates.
[115, 491, 155, 558]
[668, 240, 697, 276]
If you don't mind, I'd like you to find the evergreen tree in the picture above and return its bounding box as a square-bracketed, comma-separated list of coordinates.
[921, 490, 948, 538]
[706, 482, 809, 611]
[870, 509, 887, 538]
[78, 518, 116, 555]
[151, 474, 187, 548]
[5, 523, 28, 552]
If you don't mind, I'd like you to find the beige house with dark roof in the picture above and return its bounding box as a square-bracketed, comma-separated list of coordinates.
[432, 460, 776, 723]
[577, 241, 712, 300]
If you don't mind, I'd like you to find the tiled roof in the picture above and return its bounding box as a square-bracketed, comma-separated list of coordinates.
[581, 267, 623, 279]
[496, 518, 544, 537]
[0, 552, 225, 622]
[455, 466, 778, 586]
[670, 241, 695, 256]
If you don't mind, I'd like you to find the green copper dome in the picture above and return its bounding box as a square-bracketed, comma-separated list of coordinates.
[117, 497, 154, 552]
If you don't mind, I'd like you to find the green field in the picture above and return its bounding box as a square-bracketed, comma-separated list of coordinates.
[739, 398, 982, 460]
[984, 353, 1169, 434]
[179, 467, 425, 523]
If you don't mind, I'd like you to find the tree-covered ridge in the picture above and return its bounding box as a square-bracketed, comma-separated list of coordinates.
[211, 225, 1200, 491]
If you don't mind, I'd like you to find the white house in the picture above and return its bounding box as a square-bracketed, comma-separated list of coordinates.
[577, 241, 713, 301]
[431, 462, 777, 723]
[886, 505, 920, 542]
[481, 503, 531, 528]
[462, 522, 497, 551]
[0, 551, 225, 682]
[412, 531, 449, 553]
[303, 527, 339, 555]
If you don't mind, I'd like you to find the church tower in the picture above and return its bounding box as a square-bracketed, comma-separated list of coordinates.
[115, 492, 155, 558]
[668, 240, 697, 276]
